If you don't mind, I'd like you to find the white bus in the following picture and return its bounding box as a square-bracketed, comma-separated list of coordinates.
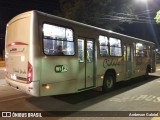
[5, 10, 156, 96]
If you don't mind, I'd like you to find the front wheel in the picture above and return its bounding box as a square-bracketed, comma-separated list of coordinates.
[102, 72, 115, 92]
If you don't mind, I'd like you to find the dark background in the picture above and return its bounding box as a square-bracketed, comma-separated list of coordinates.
[0, 0, 60, 56]
[0, 0, 160, 56]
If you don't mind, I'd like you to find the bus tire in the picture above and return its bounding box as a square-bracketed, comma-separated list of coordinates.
[102, 72, 115, 92]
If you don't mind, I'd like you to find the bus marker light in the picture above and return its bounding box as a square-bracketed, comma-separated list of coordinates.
[101, 76, 104, 79]
[117, 73, 120, 76]
[42, 84, 50, 90]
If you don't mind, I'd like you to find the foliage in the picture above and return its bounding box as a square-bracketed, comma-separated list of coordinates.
[59, 0, 135, 30]
[154, 10, 160, 24]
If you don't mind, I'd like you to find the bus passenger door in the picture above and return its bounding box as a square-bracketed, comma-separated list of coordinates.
[78, 38, 95, 90]
[124, 44, 133, 78]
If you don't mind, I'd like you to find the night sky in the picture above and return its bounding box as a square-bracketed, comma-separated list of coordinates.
[0, 0, 59, 55]
[0, 0, 160, 55]
[0, 0, 59, 32]
[118, 0, 160, 48]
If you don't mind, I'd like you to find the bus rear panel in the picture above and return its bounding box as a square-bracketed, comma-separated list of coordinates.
[5, 12, 40, 96]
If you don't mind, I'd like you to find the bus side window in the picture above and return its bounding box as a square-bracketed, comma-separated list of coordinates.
[78, 39, 84, 62]
[43, 23, 75, 56]
[109, 37, 122, 56]
[99, 35, 109, 56]
[135, 43, 149, 57]
[87, 41, 93, 62]
[43, 39, 54, 55]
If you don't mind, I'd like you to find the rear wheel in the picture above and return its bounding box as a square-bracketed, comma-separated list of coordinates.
[102, 72, 115, 92]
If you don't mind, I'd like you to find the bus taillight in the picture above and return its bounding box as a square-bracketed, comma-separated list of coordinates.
[27, 62, 33, 83]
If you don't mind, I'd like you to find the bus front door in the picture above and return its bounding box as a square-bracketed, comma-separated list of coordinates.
[78, 38, 95, 90]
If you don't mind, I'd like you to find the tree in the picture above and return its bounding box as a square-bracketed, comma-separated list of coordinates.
[154, 10, 160, 24]
[59, 0, 136, 30]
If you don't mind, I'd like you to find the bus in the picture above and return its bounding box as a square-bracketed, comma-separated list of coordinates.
[5, 10, 156, 96]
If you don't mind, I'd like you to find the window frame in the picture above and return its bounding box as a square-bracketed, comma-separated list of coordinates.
[78, 39, 85, 63]
[109, 37, 122, 57]
[42, 22, 75, 56]
[98, 35, 109, 57]
[98, 35, 122, 57]
[135, 42, 150, 57]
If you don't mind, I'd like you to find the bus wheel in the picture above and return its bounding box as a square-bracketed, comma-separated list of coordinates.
[102, 72, 115, 92]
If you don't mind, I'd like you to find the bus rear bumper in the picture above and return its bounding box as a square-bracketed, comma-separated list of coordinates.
[5, 77, 40, 97]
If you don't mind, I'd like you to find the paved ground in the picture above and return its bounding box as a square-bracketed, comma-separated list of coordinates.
[0, 64, 7, 86]
[0, 67, 5, 79]
[0, 79, 7, 86]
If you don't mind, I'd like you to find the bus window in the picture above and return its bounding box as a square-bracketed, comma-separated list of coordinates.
[144, 45, 150, 57]
[109, 37, 122, 56]
[87, 41, 93, 62]
[136, 43, 143, 56]
[78, 39, 84, 62]
[99, 35, 109, 56]
[43, 23, 75, 56]
[136, 43, 150, 57]
[136, 43, 144, 57]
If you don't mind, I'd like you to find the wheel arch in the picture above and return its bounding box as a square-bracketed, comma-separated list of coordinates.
[102, 68, 117, 92]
